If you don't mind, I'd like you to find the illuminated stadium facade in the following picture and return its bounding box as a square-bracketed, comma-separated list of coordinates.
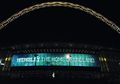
[0, 43, 120, 82]
[0, 1, 120, 83]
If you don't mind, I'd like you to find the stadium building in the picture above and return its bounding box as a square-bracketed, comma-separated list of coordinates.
[0, 43, 120, 82]
[0, 1, 120, 83]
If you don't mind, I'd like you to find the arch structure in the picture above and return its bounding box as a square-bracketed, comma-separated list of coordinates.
[0, 1, 120, 34]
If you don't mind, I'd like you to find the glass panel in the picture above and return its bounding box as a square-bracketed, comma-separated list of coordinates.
[11, 53, 99, 67]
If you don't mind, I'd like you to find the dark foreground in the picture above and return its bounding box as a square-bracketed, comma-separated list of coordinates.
[0, 78, 119, 84]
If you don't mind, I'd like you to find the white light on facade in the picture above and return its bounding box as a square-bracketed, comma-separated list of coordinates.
[66, 54, 71, 60]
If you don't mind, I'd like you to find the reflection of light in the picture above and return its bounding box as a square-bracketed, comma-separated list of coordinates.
[101, 58, 103, 61]
[119, 62, 120, 65]
[5, 58, 8, 61]
[0, 60, 4, 65]
[5, 57, 11, 61]
[66, 54, 71, 60]
[0, 63, 4, 65]
[104, 58, 107, 62]
[52, 72, 55, 78]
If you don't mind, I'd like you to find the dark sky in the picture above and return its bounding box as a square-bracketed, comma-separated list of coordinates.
[0, 0, 120, 49]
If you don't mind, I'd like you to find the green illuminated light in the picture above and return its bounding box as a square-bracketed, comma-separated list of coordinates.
[11, 53, 99, 67]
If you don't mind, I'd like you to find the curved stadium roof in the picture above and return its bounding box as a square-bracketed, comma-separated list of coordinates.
[0, 1, 120, 49]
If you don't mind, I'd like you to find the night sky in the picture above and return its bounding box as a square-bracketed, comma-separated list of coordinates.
[0, 0, 120, 49]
